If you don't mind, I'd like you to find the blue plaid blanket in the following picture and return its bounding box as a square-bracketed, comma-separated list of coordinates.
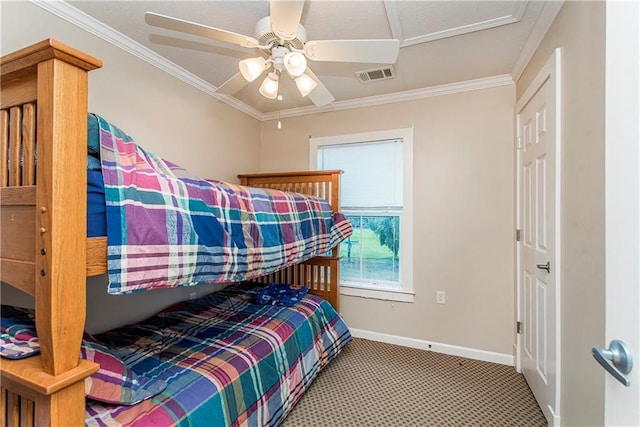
[96, 115, 352, 294]
[85, 285, 352, 426]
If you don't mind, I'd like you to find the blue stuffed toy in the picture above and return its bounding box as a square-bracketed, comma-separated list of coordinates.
[254, 283, 309, 307]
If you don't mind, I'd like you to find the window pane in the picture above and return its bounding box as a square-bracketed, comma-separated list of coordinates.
[339, 215, 400, 283]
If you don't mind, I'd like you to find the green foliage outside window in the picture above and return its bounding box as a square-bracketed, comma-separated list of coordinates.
[340, 215, 399, 282]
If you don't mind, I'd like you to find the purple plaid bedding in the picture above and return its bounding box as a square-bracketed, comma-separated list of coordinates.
[84, 284, 352, 426]
[96, 114, 352, 294]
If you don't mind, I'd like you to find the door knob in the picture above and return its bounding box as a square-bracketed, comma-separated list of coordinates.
[536, 261, 551, 273]
[592, 339, 633, 386]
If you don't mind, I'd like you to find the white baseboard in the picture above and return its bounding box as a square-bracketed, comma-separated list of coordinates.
[546, 404, 561, 426]
[349, 328, 514, 366]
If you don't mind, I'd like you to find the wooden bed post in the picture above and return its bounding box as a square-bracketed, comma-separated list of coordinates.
[1, 39, 102, 426]
[35, 50, 92, 377]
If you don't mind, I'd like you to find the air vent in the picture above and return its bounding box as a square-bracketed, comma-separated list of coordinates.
[355, 66, 396, 83]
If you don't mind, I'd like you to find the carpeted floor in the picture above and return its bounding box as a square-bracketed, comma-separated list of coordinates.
[282, 338, 547, 427]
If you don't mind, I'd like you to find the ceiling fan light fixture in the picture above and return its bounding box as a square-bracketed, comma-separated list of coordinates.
[259, 72, 279, 99]
[295, 73, 317, 97]
[239, 57, 266, 82]
[284, 51, 307, 77]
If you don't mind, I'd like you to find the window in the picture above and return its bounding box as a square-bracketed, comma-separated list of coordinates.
[310, 128, 413, 302]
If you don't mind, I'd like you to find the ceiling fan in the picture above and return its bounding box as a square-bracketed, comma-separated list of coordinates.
[145, 0, 400, 107]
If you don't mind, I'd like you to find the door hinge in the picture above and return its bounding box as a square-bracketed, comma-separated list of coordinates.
[516, 229, 521, 242]
[517, 321, 522, 334]
[516, 136, 522, 150]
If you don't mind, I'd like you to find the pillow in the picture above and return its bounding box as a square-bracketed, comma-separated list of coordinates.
[0, 306, 40, 359]
[0, 305, 166, 405]
[82, 333, 167, 405]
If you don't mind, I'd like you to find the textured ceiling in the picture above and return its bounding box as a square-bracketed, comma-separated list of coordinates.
[67, 1, 554, 115]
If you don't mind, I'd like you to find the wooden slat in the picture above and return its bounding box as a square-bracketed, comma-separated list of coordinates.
[20, 397, 34, 427]
[7, 390, 19, 427]
[9, 106, 21, 186]
[22, 104, 36, 185]
[0, 387, 6, 427]
[1, 109, 8, 187]
[247, 255, 340, 310]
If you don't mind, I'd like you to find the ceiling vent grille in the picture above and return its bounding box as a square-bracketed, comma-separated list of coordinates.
[355, 66, 396, 83]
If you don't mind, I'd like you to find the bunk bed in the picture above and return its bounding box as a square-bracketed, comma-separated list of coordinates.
[0, 39, 351, 426]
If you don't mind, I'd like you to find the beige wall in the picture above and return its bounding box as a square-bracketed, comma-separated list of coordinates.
[0, 1, 262, 333]
[1, 4, 607, 422]
[260, 85, 516, 356]
[517, 1, 606, 425]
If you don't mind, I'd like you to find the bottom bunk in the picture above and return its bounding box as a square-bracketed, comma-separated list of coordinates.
[1, 284, 352, 426]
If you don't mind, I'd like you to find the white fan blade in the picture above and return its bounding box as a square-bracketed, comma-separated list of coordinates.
[269, 0, 304, 40]
[304, 39, 400, 63]
[217, 72, 251, 95]
[305, 68, 335, 107]
[145, 12, 259, 48]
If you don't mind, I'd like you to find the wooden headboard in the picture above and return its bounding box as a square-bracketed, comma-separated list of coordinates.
[239, 170, 343, 312]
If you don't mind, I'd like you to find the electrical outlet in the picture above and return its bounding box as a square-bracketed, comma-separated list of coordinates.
[436, 290, 446, 304]
[189, 292, 197, 300]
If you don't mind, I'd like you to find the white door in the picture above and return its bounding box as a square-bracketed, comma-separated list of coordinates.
[599, 1, 639, 425]
[516, 49, 561, 426]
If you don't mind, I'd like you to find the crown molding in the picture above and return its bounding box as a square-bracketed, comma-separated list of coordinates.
[264, 74, 515, 121]
[30, 0, 263, 120]
[384, 0, 404, 42]
[34, 0, 521, 123]
[511, 0, 565, 82]
[386, 0, 528, 48]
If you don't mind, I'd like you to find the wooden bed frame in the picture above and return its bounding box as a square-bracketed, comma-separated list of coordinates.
[0, 39, 342, 426]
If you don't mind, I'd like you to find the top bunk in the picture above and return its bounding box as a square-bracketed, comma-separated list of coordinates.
[1, 40, 350, 305]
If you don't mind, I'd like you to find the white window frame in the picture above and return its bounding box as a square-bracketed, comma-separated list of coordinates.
[310, 128, 414, 303]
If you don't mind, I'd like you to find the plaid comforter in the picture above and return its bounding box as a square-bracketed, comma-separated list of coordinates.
[85, 285, 352, 426]
[97, 115, 352, 294]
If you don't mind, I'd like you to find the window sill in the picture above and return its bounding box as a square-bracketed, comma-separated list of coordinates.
[340, 283, 414, 303]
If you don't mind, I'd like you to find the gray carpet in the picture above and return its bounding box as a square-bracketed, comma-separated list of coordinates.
[282, 338, 547, 426]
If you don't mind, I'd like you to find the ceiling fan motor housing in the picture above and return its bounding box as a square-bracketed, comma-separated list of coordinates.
[255, 16, 307, 51]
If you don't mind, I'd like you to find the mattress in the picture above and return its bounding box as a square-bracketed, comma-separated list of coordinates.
[87, 170, 107, 237]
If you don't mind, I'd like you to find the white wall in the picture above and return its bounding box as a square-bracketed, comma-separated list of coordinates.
[260, 85, 516, 358]
[1, 1, 262, 333]
[517, 1, 606, 425]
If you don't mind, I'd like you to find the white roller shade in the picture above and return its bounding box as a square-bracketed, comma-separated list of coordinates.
[318, 139, 402, 208]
